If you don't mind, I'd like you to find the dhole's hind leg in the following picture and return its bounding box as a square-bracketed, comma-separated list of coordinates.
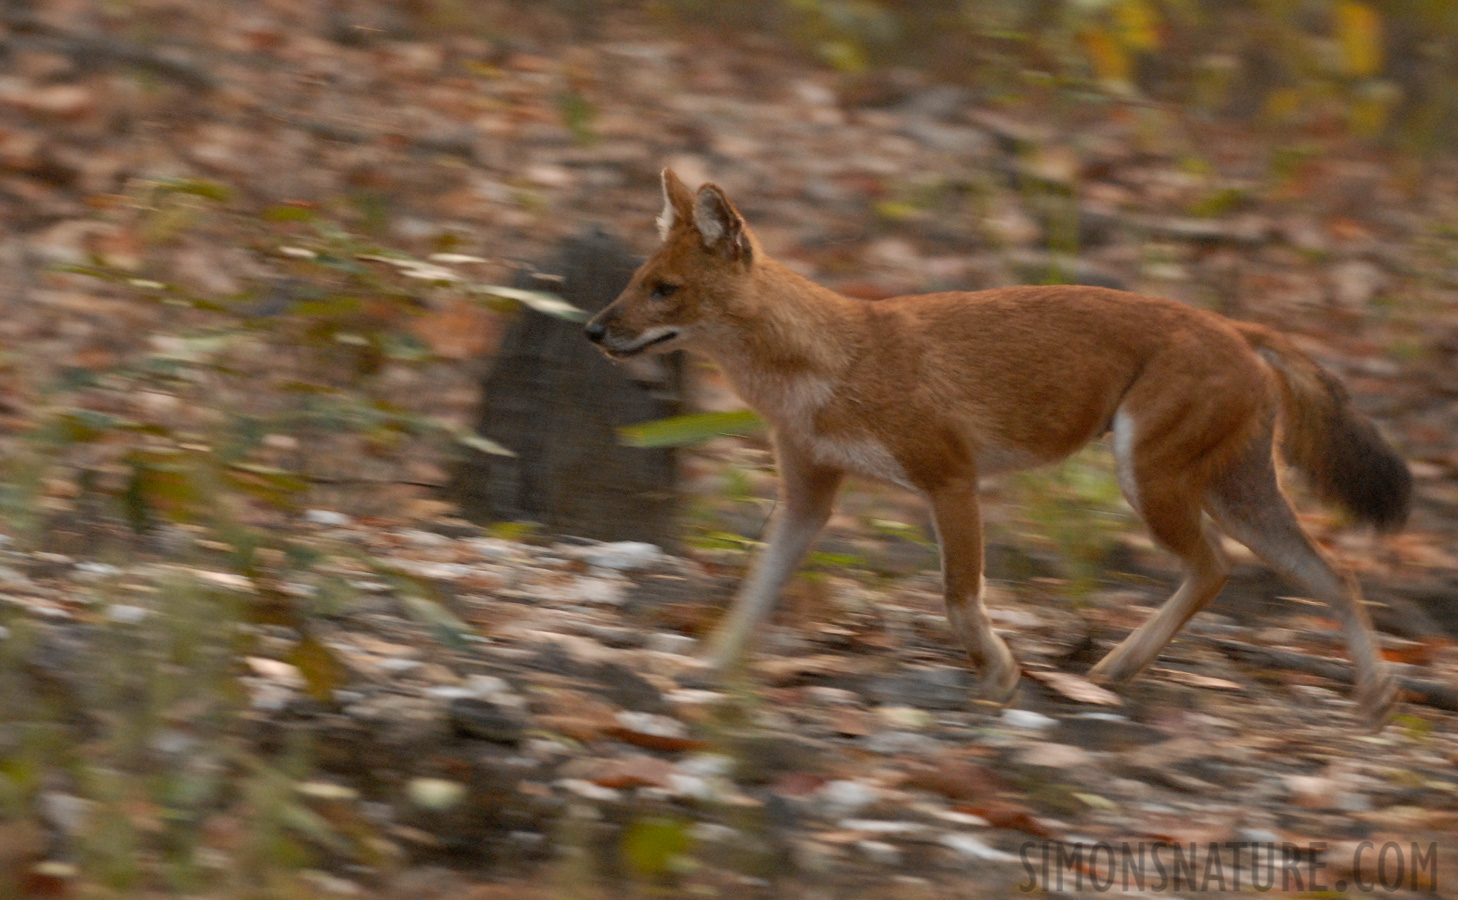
[1090, 408, 1233, 686]
[928, 479, 1020, 704]
[1087, 490, 1231, 686]
[1205, 439, 1398, 728]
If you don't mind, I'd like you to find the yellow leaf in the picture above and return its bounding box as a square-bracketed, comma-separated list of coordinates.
[1114, 0, 1161, 52]
[1082, 26, 1132, 88]
[1263, 87, 1304, 124]
[1336, 0, 1383, 78]
[1347, 80, 1400, 138]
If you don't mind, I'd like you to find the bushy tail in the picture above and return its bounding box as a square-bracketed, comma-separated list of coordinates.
[1236, 323, 1412, 532]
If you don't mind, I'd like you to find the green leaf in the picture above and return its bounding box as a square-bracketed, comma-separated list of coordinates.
[56, 410, 131, 443]
[159, 178, 233, 203]
[363, 556, 479, 650]
[396, 591, 476, 651]
[468, 285, 586, 321]
[261, 204, 318, 223]
[280, 798, 350, 853]
[618, 410, 765, 448]
[288, 634, 348, 702]
[54, 263, 133, 284]
[455, 431, 516, 457]
[224, 463, 309, 510]
[622, 816, 692, 877]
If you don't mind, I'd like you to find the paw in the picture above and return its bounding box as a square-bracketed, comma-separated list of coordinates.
[1086, 658, 1121, 686]
[1355, 667, 1400, 732]
[975, 665, 1021, 707]
[670, 654, 725, 690]
[1087, 653, 1138, 687]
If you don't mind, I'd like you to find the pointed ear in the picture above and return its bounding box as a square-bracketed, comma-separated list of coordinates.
[693, 183, 751, 261]
[657, 169, 696, 241]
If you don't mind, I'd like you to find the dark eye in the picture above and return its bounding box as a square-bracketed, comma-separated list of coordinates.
[651, 282, 680, 299]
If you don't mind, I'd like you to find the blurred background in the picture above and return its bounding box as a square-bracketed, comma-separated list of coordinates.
[2, 1, 1458, 897]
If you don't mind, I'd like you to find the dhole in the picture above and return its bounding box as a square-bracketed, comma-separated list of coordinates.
[586, 170, 1412, 726]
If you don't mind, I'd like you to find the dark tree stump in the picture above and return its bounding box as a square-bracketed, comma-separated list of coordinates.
[447, 226, 682, 546]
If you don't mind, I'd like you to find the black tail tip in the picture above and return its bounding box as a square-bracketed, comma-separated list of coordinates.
[1337, 433, 1412, 534]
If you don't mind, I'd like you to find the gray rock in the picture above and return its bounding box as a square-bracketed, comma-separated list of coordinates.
[450, 697, 526, 745]
[593, 660, 667, 714]
[866, 666, 977, 711]
[1052, 713, 1165, 751]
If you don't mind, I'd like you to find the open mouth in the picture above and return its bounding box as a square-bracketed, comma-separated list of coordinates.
[605, 328, 681, 358]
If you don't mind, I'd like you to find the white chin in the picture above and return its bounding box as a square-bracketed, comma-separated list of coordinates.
[609, 327, 682, 357]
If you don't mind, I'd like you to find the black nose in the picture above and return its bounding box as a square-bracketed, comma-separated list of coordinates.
[584, 321, 607, 344]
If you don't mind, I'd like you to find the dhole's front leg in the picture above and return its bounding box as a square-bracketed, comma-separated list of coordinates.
[928, 478, 1021, 705]
[703, 441, 844, 673]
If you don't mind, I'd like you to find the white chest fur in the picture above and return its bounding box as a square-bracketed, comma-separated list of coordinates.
[743, 373, 913, 489]
[807, 434, 914, 488]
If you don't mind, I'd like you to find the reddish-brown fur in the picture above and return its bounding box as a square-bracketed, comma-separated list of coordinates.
[585, 170, 1411, 727]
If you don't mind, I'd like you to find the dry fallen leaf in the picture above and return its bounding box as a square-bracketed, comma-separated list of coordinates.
[828, 708, 874, 737]
[1150, 667, 1245, 691]
[1024, 667, 1123, 705]
[592, 755, 677, 790]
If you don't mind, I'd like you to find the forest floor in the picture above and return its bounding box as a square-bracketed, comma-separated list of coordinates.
[2, 2, 1458, 897]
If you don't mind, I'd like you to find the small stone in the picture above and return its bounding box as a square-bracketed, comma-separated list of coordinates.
[464, 674, 511, 698]
[857, 839, 901, 866]
[876, 706, 932, 730]
[407, 778, 466, 811]
[1329, 259, 1387, 310]
[691, 822, 739, 843]
[613, 710, 685, 738]
[927, 809, 991, 828]
[940, 832, 1015, 861]
[668, 773, 716, 800]
[839, 819, 923, 835]
[39, 792, 91, 836]
[557, 778, 621, 802]
[575, 576, 625, 605]
[817, 780, 879, 817]
[304, 509, 351, 526]
[106, 604, 150, 624]
[1001, 709, 1057, 730]
[298, 781, 361, 803]
[378, 658, 422, 675]
[647, 632, 697, 655]
[425, 685, 476, 701]
[583, 541, 664, 571]
[75, 562, 122, 578]
[679, 753, 735, 779]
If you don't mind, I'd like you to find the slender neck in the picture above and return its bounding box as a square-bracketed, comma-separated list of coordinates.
[700, 258, 862, 384]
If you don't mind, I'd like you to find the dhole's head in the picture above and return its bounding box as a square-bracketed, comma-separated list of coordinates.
[584, 169, 757, 358]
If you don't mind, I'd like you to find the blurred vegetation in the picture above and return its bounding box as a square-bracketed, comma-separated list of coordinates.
[0, 574, 386, 897]
[0, 179, 583, 895]
[1, 0, 1451, 894]
[661, 0, 1458, 153]
[4, 178, 573, 557]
